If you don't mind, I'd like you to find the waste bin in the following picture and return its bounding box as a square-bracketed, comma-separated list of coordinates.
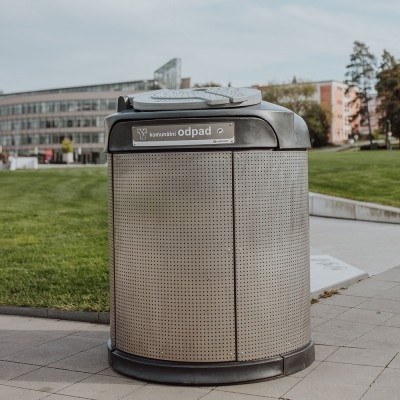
[105, 87, 314, 384]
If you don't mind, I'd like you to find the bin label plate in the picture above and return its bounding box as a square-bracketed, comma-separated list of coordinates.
[132, 122, 235, 146]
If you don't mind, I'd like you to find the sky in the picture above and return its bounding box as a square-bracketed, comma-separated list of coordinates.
[1, 0, 400, 93]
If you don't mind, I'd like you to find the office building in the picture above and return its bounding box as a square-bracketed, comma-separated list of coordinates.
[0, 58, 187, 163]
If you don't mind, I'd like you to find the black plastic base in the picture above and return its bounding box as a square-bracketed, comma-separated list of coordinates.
[108, 340, 314, 385]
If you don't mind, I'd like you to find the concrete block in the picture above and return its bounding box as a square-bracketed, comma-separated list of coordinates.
[356, 203, 400, 224]
[98, 312, 110, 324]
[310, 193, 356, 220]
[47, 309, 98, 323]
[309, 192, 400, 224]
[0, 306, 47, 318]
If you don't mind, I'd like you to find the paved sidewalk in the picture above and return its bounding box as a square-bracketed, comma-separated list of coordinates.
[1, 266, 400, 400]
[310, 216, 400, 276]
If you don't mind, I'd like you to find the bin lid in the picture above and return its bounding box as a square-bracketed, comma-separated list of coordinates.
[130, 87, 262, 111]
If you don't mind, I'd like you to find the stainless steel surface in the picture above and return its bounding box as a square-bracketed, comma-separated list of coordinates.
[234, 151, 310, 361]
[131, 87, 262, 111]
[132, 121, 235, 146]
[112, 152, 235, 362]
[107, 154, 115, 347]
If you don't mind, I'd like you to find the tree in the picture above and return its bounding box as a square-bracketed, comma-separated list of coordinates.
[302, 103, 331, 147]
[376, 49, 400, 147]
[192, 82, 222, 88]
[61, 137, 73, 153]
[344, 41, 377, 147]
[262, 79, 330, 147]
[262, 78, 316, 114]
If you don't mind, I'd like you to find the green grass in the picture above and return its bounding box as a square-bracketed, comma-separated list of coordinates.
[1, 151, 399, 312]
[0, 167, 109, 311]
[308, 150, 400, 208]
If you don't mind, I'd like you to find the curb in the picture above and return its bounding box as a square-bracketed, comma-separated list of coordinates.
[310, 273, 369, 299]
[0, 306, 110, 324]
[309, 192, 400, 224]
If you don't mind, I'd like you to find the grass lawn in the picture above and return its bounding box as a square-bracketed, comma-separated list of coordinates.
[0, 167, 109, 311]
[0, 150, 399, 312]
[308, 150, 400, 208]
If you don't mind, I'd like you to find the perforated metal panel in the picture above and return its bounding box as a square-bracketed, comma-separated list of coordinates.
[107, 154, 116, 347]
[234, 151, 310, 361]
[112, 152, 235, 362]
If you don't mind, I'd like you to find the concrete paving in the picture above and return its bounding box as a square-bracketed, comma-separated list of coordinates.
[0, 216, 399, 399]
[1, 266, 400, 399]
[310, 216, 400, 276]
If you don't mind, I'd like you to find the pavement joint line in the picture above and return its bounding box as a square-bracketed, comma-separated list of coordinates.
[385, 352, 400, 369]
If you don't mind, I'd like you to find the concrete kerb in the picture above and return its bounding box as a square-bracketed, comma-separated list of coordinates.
[309, 192, 400, 224]
[0, 305, 110, 324]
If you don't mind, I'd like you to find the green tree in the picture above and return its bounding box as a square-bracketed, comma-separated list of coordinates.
[344, 41, 377, 147]
[262, 78, 316, 114]
[192, 82, 222, 87]
[61, 137, 73, 153]
[303, 103, 331, 147]
[376, 49, 400, 146]
[262, 79, 330, 147]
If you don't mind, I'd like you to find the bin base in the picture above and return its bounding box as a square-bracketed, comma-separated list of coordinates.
[108, 340, 314, 385]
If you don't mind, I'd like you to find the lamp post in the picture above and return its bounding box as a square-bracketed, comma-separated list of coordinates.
[387, 119, 392, 151]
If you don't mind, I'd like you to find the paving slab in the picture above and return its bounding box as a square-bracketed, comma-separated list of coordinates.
[201, 391, 276, 399]
[48, 346, 109, 373]
[349, 325, 400, 350]
[344, 279, 399, 297]
[310, 216, 400, 276]
[310, 255, 367, 296]
[0, 384, 48, 400]
[121, 384, 213, 400]
[310, 303, 350, 319]
[372, 266, 400, 282]
[0, 339, 35, 358]
[314, 345, 338, 361]
[217, 376, 301, 398]
[360, 385, 400, 400]
[312, 330, 357, 347]
[388, 353, 400, 369]
[361, 368, 400, 400]
[312, 319, 376, 340]
[2, 343, 81, 366]
[310, 316, 329, 328]
[326, 347, 398, 367]
[6, 366, 89, 393]
[284, 379, 369, 400]
[0, 360, 40, 382]
[335, 308, 394, 325]
[382, 314, 400, 328]
[318, 294, 369, 308]
[356, 297, 400, 314]
[58, 374, 145, 400]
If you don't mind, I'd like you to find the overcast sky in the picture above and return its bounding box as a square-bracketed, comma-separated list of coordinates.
[1, 0, 400, 93]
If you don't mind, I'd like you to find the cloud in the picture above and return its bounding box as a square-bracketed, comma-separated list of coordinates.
[0, 0, 400, 92]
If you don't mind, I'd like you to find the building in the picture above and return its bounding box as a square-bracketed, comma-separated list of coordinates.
[258, 80, 358, 144]
[311, 80, 357, 144]
[0, 58, 188, 164]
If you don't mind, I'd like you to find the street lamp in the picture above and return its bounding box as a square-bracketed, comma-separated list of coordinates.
[387, 119, 392, 151]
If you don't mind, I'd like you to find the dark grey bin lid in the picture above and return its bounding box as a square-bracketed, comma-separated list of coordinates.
[130, 87, 262, 111]
[105, 87, 311, 151]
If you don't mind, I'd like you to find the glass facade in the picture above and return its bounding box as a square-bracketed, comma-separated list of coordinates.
[0, 84, 142, 163]
[154, 58, 182, 90]
[0, 62, 183, 163]
[0, 99, 116, 117]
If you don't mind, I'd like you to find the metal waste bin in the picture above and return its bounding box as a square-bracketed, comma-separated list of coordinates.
[105, 87, 314, 384]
